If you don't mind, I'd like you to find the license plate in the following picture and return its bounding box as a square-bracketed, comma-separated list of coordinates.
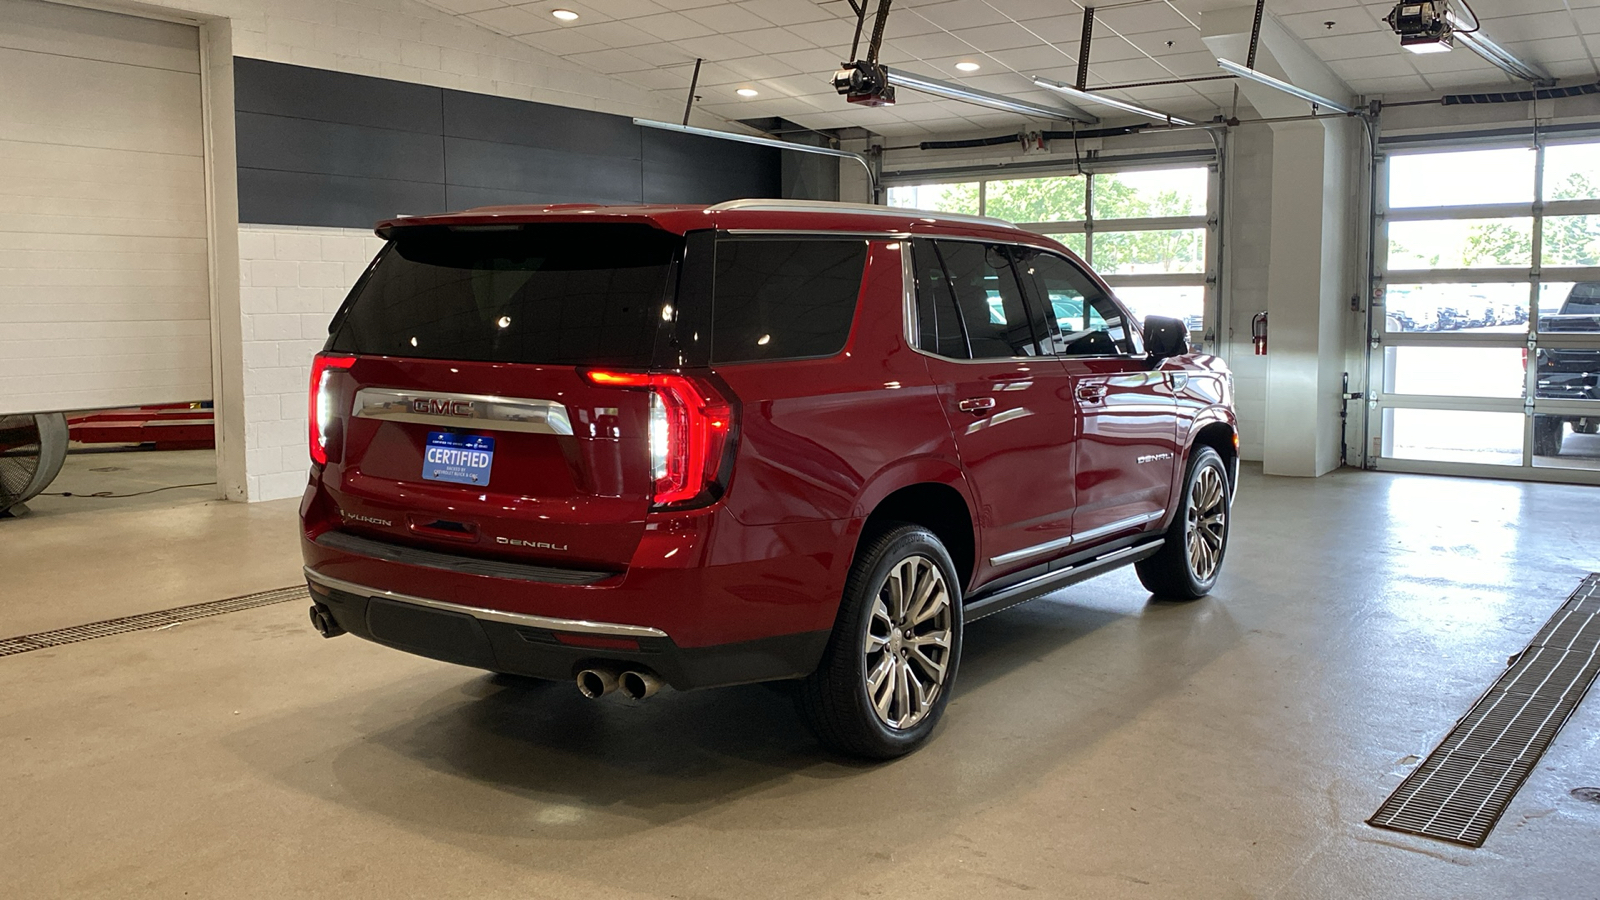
[422, 432, 495, 486]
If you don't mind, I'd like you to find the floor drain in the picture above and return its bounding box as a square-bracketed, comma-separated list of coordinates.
[0, 585, 308, 658]
[1368, 573, 1600, 847]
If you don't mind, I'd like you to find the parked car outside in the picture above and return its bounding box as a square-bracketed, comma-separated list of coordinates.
[1535, 282, 1600, 455]
[300, 200, 1239, 757]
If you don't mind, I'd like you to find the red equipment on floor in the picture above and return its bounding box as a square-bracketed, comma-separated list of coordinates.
[67, 403, 215, 451]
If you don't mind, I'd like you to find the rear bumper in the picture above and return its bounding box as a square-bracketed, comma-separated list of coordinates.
[305, 568, 829, 690]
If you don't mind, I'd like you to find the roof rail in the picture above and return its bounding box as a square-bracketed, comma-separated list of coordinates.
[704, 198, 1018, 230]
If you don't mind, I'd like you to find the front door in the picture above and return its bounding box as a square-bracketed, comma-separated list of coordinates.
[909, 239, 1081, 581]
[1020, 250, 1178, 547]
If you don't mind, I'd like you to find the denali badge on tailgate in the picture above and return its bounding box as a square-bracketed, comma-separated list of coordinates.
[423, 432, 495, 486]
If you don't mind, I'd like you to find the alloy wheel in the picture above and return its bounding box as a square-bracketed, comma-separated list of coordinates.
[1185, 465, 1227, 581]
[863, 555, 954, 730]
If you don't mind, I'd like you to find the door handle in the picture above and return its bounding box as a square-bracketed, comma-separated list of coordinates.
[1076, 385, 1108, 403]
[958, 397, 996, 414]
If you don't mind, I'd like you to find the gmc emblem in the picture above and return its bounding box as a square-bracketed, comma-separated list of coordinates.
[414, 398, 474, 417]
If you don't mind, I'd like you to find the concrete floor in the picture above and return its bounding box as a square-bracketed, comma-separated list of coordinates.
[2, 465, 1598, 899]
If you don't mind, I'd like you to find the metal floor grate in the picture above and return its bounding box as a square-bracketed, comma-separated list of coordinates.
[0, 585, 307, 658]
[1369, 573, 1600, 847]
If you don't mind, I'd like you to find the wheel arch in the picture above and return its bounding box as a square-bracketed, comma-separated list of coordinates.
[1188, 413, 1239, 489]
[853, 467, 977, 593]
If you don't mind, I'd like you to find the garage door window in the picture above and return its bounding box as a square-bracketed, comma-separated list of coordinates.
[887, 164, 1214, 336]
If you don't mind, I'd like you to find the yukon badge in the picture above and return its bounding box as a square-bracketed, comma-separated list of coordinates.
[339, 510, 393, 527]
[496, 536, 569, 551]
[414, 397, 474, 417]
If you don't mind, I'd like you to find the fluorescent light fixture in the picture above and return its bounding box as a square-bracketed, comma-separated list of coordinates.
[633, 118, 875, 185]
[1032, 76, 1196, 125]
[885, 68, 1098, 124]
[1216, 58, 1354, 114]
[736, 88, 759, 97]
[1403, 35, 1453, 54]
[551, 9, 578, 21]
[955, 61, 981, 72]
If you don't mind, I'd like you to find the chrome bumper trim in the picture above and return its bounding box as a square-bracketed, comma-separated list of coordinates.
[303, 567, 669, 639]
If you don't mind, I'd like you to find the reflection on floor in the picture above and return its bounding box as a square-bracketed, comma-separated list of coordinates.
[1, 464, 1598, 899]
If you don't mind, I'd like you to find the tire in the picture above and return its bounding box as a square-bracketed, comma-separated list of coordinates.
[1136, 446, 1231, 601]
[796, 523, 963, 759]
[1534, 417, 1565, 457]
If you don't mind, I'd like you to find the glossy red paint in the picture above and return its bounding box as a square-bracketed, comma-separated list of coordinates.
[300, 203, 1235, 686]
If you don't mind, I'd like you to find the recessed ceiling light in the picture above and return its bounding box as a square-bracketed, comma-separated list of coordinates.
[551, 9, 578, 21]
[736, 87, 759, 97]
[955, 61, 980, 72]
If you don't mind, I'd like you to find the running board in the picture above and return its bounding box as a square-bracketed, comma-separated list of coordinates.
[964, 540, 1165, 622]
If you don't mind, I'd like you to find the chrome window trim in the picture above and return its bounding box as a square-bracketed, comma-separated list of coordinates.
[899, 238, 1143, 365]
[987, 510, 1163, 567]
[304, 568, 669, 639]
[353, 387, 573, 436]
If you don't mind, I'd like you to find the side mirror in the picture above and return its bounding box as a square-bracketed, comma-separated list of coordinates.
[1144, 316, 1191, 362]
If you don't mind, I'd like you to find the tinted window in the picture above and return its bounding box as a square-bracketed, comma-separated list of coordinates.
[329, 224, 680, 366]
[1565, 283, 1600, 315]
[712, 238, 868, 364]
[911, 239, 969, 359]
[1022, 251, 1133, 356]
[934, 241, 1041, 359]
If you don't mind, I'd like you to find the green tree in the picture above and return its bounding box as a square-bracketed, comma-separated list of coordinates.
[1543, 172, 1600, 266]
[984, 176, 1087, 223]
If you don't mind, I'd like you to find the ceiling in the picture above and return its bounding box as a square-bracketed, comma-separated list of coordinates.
[417, 0, 1600, 137]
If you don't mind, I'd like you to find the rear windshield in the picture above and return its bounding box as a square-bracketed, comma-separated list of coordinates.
[329, 223, 682, 367]
[1564, 283, 1600, 315]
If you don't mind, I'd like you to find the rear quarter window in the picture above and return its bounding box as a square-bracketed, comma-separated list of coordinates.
[711, 238, 869, 364]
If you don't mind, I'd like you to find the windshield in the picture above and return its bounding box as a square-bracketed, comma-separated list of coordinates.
[329, 223, 683, 367]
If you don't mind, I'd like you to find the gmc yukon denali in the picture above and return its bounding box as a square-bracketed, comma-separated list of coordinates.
[300, 200, 1239, 757]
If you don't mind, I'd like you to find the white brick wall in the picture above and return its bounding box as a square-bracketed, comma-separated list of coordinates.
[238, 224, 385, 501]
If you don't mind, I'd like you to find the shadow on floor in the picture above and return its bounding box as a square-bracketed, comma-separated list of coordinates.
[231, 586, 1243, 861]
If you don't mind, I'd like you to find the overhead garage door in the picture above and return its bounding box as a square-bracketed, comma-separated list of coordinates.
[0, 0, 210, 416]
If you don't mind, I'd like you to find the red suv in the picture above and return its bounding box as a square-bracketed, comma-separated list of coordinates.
[301, 199, 1237, 757]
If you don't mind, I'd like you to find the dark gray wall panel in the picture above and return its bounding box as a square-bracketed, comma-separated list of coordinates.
[234, 58, 441, 135]
[236, 112, 445, 183]
[442, 90, 639, 155]
[235, 59, 781, 228]
[443, 137, 641, 203]
[640, 129, 781, 204]
[238, 169, 446, 229]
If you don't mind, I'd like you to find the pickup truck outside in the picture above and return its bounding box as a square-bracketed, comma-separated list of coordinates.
[1536, 283, 1600, 456]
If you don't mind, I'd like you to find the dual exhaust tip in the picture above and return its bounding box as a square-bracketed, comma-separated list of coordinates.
[577, 666, 662, 701]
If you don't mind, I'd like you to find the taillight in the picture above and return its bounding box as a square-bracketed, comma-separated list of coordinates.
[584, 370, 735, 508]
[309, 353, 356, 466]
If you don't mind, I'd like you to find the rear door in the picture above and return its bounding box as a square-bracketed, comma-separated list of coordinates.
[910, 238, 1080, 580]
[316, 222, 683, 572]
[1020, 250, 1178, 545]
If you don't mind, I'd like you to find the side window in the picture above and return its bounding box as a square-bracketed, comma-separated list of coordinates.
[911, 239, 970, 359]
[1022, 251, 1134, 357]
[933, 240, 1042, 359]
[711, 238, 869, 364]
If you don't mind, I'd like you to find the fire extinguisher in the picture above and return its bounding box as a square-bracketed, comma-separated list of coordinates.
[1252, 312, 1268, 355]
